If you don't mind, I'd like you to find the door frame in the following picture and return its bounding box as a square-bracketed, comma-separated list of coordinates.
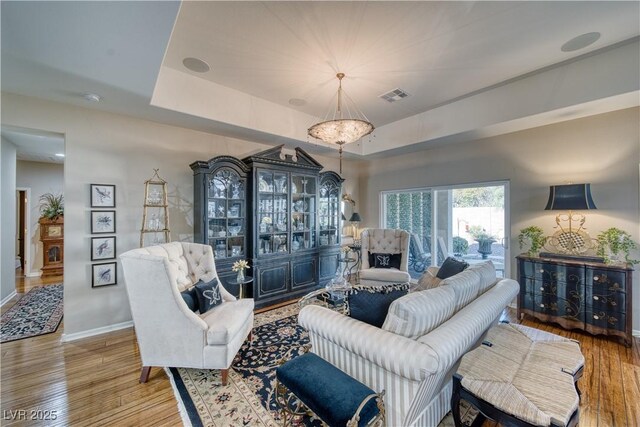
[16, 187, 34, 277]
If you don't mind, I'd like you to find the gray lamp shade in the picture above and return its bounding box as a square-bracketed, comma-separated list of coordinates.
[544, 183, 597, 210]
[349, 212, 362, 223]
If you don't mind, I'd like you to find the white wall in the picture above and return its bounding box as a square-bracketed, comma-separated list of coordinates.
[16, 161, 64, 275]
[360, 107, 640, 330]
[1, 92, 358, 336]
[1, 137, 18, 301]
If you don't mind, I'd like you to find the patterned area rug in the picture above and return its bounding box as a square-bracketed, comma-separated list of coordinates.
[1, 284, 64, 343]
[166, 303, 477, 426]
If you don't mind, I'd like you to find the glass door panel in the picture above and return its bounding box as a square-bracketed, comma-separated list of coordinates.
[257, 169, 289, 255]
[292, 175, 317, 251]
[207, 169, 246, 259]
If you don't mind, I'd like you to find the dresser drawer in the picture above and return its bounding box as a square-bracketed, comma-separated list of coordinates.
[532, 293, 584, 321]
[587, 268, 627, 293]
[585, 308, 626, 332]
[586, 287, 626, 313]
[523, 262, 584, 286]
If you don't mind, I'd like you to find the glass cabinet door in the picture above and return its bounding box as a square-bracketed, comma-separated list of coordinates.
[319, 180, 340, 246]
[291, 174, 316, 252]
[207, 169, 246, 259]
[257, 170, 289, 255]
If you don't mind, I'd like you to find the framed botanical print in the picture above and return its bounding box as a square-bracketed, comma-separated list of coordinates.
[91, 236, 116, 261]
[91, 184, 116, 208]
[91, 210, 116, 234]
[92, 262, 117, 287]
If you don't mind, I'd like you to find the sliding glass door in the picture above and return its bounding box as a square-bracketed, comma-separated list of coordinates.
[381, 182, 509, 279]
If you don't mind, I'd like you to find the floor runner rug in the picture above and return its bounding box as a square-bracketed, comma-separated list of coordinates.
[166, 303, 477, 426]
[1, 284, 64, 343]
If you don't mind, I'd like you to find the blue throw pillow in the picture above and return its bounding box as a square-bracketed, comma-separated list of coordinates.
[436, 257, 469, 279]
[368, 252, 402, 269]
[346, 283, 409, 327]
[180, 287, 199, 312]
[194, 278, 222, 314]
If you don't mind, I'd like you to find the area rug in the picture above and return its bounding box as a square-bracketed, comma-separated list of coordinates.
[1, 284, 64, 343]
[166, 303, 477, 426]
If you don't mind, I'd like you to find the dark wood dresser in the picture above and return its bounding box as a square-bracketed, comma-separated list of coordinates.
[516, 254, 633, 346]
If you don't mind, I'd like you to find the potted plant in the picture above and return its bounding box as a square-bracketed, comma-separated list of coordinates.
[453, 236, 469, 256]
[39, 193, 64, 220]
[518, 226, 547, 257]
[596, 228, 638, 265]
[468, 226, 496, 259]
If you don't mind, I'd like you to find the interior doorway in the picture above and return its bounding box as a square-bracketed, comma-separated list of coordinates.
[16, 189, 29, 276]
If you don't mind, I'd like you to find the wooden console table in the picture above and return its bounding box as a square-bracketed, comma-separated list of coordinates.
[516, 254, 633, 346]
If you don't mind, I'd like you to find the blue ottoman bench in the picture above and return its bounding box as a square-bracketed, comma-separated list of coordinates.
[275, 352, 386, 426]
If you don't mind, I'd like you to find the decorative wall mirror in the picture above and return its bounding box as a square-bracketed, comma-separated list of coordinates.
[341, 194, 356, 240]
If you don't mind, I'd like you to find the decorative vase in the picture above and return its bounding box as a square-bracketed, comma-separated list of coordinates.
[477, 239, 496, 259]
[237, 269, 245, 282]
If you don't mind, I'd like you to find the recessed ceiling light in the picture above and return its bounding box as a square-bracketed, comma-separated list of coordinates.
[288, 98, 306, 107]
[55, 153, 65, 157]
[183, 57, 210, 73]
[561, 32, 601, 52]
[83, 93, 102, 103]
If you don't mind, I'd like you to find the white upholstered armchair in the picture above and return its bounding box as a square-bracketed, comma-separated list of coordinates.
[359, 229, 411, 286]
[120, 242, 254, 385]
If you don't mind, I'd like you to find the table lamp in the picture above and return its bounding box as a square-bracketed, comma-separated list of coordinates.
[349, 212, 361, 240]
[544, 183, 597, 254]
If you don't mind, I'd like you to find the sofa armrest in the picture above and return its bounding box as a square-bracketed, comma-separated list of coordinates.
[299, 305, 440, 381]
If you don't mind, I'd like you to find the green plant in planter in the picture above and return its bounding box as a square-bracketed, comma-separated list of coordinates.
[39, 193, 64, 220]
[596, 228, 638, 265]
[468, 225, 496, 259]
[518, 226, 547, 256]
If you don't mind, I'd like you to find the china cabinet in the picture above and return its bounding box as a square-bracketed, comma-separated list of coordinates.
[190, 156, 250, 297]
[318, 171, 344, 286]
[192, 147, 343, 308]
[516, 254, 633, 346]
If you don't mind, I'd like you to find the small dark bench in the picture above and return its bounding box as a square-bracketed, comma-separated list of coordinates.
[276, 352, 386, 426]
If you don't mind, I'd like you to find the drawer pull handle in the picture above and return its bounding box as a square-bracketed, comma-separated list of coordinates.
[540, 304, 545, 308]
[593, 296, 599, 301]
[540, 287, 544, 291]
[593, 315, 599, 320]
[539, 269, 544, 273]
[593, 276, 599, 281]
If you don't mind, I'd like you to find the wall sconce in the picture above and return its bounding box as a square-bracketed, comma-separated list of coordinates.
[349, 212, 361, 240]
[544, 183, 597, 255]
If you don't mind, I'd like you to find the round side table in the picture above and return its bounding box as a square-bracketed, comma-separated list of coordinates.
[226, 276, 254, 299]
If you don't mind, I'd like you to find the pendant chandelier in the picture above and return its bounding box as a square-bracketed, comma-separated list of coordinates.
[307, 73, 374, 174]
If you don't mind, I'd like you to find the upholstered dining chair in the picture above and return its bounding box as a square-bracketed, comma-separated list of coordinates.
[120, 242, 254, 385]
[359, 228, 411, 286]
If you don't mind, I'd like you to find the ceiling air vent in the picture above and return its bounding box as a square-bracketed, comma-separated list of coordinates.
[379, 88, 410, 103]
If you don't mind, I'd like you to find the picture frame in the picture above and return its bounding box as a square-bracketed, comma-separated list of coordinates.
[91, 210, 116, 234]
[91, 236, 116, 261]
[91, 184, 116, 208]
[92, 262, 117, 287]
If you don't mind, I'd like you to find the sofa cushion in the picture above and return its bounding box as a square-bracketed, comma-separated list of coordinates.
[202, 298, 254, 345]
[440, 269, 481, 312]
[368, 252, 402, 269]
[382, 286, 457, 339]
[467, 261, 497, 294]
[436, 257, 469, 279]
[359, 268, 411, 283]
[346, 283, 410, 327]
[194, 278, 222, 314]
[180, 287, 199, 312]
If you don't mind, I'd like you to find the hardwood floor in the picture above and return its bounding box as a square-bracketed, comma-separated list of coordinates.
[1, 275, 638, 426]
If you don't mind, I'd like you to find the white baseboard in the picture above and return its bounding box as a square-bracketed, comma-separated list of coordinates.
[61, 320, 134, 343]
[25, 271, 42, 278]
[633, 329, 640, 338]
[1, 291, 18, 307]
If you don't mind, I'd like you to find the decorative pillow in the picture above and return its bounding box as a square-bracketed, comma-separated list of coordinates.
[180, 287, 199, 312]
[194, 278, 222, 314]
[436, 257, 469, 279]
[382, 286, 457, 338]
[415, 273, 442, 291]
[368, 252, 402, 269]
[345, 283, 410, 327]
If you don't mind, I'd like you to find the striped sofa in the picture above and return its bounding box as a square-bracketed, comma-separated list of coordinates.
[299, 261, 519, 426]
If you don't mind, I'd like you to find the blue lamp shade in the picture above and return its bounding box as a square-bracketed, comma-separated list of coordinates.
[349, 212, 362, 223]
[544, 183, 597, 210]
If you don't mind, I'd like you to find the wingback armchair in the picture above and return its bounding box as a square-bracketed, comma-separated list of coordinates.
[359, 229, 411, 286]
[120, 242, 254, 385]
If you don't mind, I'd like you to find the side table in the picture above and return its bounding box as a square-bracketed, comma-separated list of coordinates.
[226, 276, 254, 299]
[347, 244, 362, 283]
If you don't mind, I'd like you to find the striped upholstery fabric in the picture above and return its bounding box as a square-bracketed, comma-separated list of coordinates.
[439, 268, 482, 311]
[299, 277, 519, 426]
[467, 261, 498, 294]
[382, 286, 456, 339]
[457, 323, 584, 426]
